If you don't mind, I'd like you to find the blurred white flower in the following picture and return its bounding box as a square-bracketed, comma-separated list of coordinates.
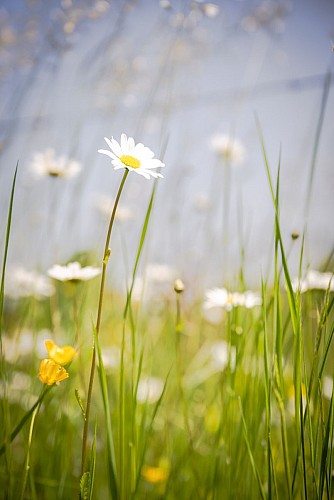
[211, 340, 236, 372]
[137, 376, 164, 404]
[101, 346, 120, 371]
[202, 3, 220, 18]
[146, 263, 177, 283]
[292, 270, 334, 294]
[203, 287, 262, 311]
[94, 194, 134, 221]
[130, 265, 177, 304]
[98, 133, 165, 180]
[193, 194, 211, 212]
[2, 330, 35, 362]
[322, 376, 333, 400]
[0, 370, 35, 409]
[209, 133, 245, 165]
[47, 261, 101, 282]
[31, 149, 81, 178]
[159, 0, 171, 9]
[5, 267, 55, 299]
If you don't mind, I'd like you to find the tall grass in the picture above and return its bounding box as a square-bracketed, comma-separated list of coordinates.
[0, 126, 334, 500]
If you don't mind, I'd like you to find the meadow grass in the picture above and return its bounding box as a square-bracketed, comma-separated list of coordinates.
[0, 131, 334, 500]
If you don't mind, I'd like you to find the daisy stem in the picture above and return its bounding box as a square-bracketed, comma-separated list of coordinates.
[81, 169, 129, 477]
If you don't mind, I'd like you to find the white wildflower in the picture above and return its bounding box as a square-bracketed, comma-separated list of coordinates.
[137, 376, 164, 404]
[202, 3, 220, 18]
[31, 149, 81, 178]
[209, 133, 245, 165]
[5, 267, 55, 299]
[98, 133, 165, 180]
[47, 262, 101, 282]
[203, 287, 262, 311]
[211, 340, 236, 372]
[292, 269, 334, 293]
[322, 376, 333, 400]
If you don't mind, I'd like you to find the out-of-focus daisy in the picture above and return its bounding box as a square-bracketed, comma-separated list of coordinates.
[211, 340, 236, 372]
[101, 346, 120, 371]
[202, 3, 220, 18]
[31, 149, 81, 178]
[45, 340, 76, 366]
[292, 269, 334, 294]
[47, 262, 101, 282]
[136, 376, 164, 404]
[38, 359, 69, 385]
[209, 133, 245, 165]
[322, 376, 333, 400]
[98, 133, 165, 180]
[94, 194, 134, 221]
[0, 371, 35, 409]
[5, 267, 55, 299]
[146, 263, 177, 283]
[193, 193, 211, 212]
[203, 287, 262, 311]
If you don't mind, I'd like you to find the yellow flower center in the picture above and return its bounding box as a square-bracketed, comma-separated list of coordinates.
[120, 154, 141, 169]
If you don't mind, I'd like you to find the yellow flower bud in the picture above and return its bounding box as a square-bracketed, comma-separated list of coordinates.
[45, 340, 76, 366]
[38, 359, 69, 386]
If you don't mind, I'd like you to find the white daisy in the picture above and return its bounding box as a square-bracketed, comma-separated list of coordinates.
[203, 287, 262, 311]
[47, 261, 101, 282]
[136, 376, 164, 404]
[98, 133, 165, 180]
[211, 341, 236, 372]
[202, 3, 220, 18]
[292, 269, 334, 294]
[209, 133, 245, 165]
[31, 149, 81, 178]
[5, 267, 55, 299]
[322, 376, 333, 400]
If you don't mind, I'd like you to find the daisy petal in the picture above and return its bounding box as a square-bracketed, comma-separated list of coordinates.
[98, 149, 118, 160]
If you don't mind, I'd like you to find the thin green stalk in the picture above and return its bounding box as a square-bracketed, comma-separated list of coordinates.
[81, 169, 128, 478]
[238, 397, 266, 500]
[274, 381, 292, 499]
[0, 163, 18, 490]
[0, 386, 51, 456]
[119, 181, 157, 499]
[261, 280, 273, 499]
[19, 387, 46, 500]
[175, 291, 193, 446]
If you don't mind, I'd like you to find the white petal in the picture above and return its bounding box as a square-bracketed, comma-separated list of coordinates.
[127, 137, 135, 152]
[121, 133, 128, 154]
[98, 149, 118, 160]
[135, 170, 150, 179]
[108, 137, 123, 157]
[134, 143, 154, 159]
[142, 159, 165, 169]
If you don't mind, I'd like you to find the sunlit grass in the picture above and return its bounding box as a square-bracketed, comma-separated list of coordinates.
[0, 120, 333, 500]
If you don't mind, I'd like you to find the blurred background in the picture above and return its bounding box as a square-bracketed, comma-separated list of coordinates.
[0, 0, 333, 294]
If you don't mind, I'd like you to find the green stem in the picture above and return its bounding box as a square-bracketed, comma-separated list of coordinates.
[175, 293, 193, 446]
[0, 386, 50, 456]
[81, 169, 129, 477]
[19, 388, 45, 500]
